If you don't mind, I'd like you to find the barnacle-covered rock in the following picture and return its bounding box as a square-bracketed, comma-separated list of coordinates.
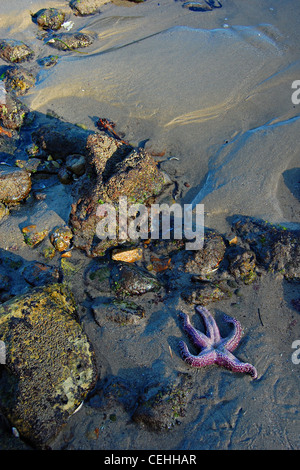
[232, 216, 300, 281]
[4, 66, 36, 96]
[47, 32, 93, 51]
[32, 8, 65, 31]
[69, 0, 107, 16]
[0, 93, 29, 130]
[92, 298, 145, 325]
[110, 263, 161, 297]
[0, 283, 97, 448]
[50, 225, 73, 252]
[181, 280, 232, 305]
[227, 246, 257, 285]
[132, 373, 193, 431]
[69, 134, 166, 256]
[0, 166, 31, 203]
[0, 39, 34, 63]
[184, 230, 226, 279]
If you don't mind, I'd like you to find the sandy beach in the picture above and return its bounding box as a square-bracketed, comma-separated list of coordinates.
[0, 0, 299, 451]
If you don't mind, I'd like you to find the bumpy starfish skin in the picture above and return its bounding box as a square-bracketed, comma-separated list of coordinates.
[179, 306, 257, 379]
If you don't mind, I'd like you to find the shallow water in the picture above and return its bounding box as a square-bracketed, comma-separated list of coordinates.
[0, 0, 299, 451]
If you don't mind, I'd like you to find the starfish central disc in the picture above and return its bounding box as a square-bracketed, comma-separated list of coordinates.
[179, 306, 257, 379]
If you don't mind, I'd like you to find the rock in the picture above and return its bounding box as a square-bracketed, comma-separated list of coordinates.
[0, 93, 29, 129]
[0, 166, 31, 203]
[85, 262, 111, 297]
[104, 147, 165, 204]
[31, 121, 90, 160]
[50, 225, 73, 252]
[69, 134, 166, 256]
[227, 246, 257, 285]
[21, 224, 48, 247]
[16, 158, 42, 173]
[181, 280, 232, 305]
[0, 203, 9, 222]
[0, 39, 34, 63]
[65, 154, 86, 176]
[69, 0, 107, 16]
[88, 374, 137, 413]
[0, 284, 97, 448]
[32, 8, 65, 31]
[110, 263, 161, 297]
[58, 166, 73, 184]
[22, 262, 61, 286]
[37, 55, 59, 68]
[4, 66, 36, 96]
[232, 216, 300, 281]
[111, 247, 143, 263]
[184, 230, 226, 279]
[46, 32, 93, 51]
[92, 298, 145, 325]
[132, 373, 193, 431]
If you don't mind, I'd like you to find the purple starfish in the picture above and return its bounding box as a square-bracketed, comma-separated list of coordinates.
[179, 306, 257, 379]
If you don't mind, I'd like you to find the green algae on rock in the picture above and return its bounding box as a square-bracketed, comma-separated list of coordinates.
[46, 32, 93, 51]
[0, 283, 97, 448]
[32, 8, 66, 31]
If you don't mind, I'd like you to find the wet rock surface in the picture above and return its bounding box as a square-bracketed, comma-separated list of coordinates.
[0, 93, 29, 129]
[32, 8, 66, 31]
[69, 134, 166, 256]
[0, 39, 34, 63]
[70, 0, 108, 16]
[3, 66, 36, 96]
[0, 284, 97, 448]
[110, 263, 161, 297]
[92, 298, 145, 325]
[46, 32, 94, 51]
[0, 166, 31, 203]
[132, 373, 193, 431]
[31, 120, 91, 160]
[232, 216, 300, 281]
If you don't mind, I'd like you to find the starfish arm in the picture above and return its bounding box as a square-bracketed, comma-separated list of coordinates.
[195, 306, 221, 343]
[179, 340, 217, 368]
[216, 349, 258, 379]
[179, 312, 211, 348]
[221, 314, 243, 352]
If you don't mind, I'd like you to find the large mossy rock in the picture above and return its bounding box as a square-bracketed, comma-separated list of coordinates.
[0, 283, 97, 448]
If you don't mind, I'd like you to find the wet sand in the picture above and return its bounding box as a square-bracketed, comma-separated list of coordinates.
[0, 0, 299, 450]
